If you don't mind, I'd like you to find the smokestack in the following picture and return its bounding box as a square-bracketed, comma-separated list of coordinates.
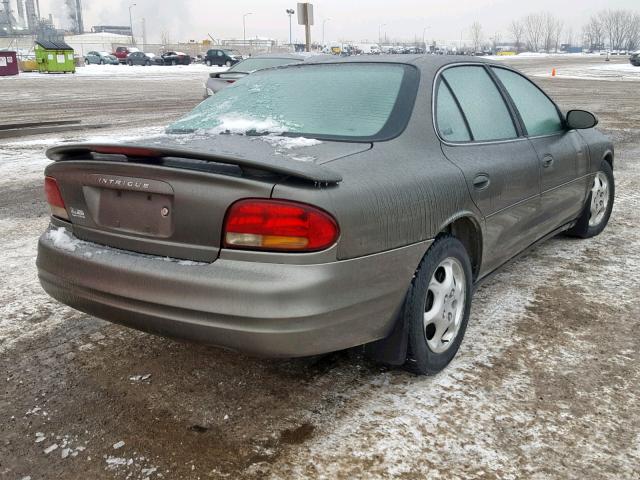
[75, 0, 83, 33]
[0, 0, 15, 33]
[24, 0, 36, 32]
[16, 0, 25, 24]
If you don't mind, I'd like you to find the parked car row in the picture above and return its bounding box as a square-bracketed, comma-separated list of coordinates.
[85, 47, 193, 66]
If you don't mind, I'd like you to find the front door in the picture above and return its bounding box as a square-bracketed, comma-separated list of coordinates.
[490, 66, 589, 234]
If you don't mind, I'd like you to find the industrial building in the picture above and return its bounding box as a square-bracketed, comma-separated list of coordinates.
[0, 0, 84, 36]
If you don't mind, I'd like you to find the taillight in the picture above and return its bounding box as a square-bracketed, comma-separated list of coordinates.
[44, 176, 69, 220]
[223, 199, 339, 252]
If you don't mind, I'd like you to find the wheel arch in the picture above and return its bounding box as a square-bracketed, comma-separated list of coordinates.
[438, 213, 483, 281]
[603, 150, 614, 169]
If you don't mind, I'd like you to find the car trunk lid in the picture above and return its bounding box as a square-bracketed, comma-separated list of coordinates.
[45, 134, 368, 262]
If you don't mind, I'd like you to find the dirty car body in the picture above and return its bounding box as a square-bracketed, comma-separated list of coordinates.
[37, 56, 614, 369]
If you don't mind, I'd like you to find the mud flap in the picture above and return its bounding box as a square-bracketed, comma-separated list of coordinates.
[363, 303, 408, 366]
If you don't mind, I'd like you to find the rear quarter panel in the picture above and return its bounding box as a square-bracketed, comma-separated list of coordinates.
[272, 140, 478, 260]
[272, 59, 481, 261]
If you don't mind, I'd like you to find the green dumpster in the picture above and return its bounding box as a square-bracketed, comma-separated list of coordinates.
[35, 41, 75, 74]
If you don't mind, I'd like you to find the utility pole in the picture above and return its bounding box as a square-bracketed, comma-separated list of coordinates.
[286, 9, 294, 47]
[141, 17, 146, 50]
[322, 18, 330, 46]
[297, 3, 313, 52]
[128, 3, 136, 46]
[379, 23, 386, 46]
[243, 12, 252, 54]
[422, 26, 429, 50]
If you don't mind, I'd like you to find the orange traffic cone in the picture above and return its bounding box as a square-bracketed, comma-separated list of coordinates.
[551, 68, 557, 77]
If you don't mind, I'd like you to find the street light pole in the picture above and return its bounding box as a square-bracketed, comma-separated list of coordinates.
[378, 23, 386, 46]
[243, 12, 252, 54]
[286, 9, 295, 47]
[128, 3, 136, 46]
[322, 18, 330, 46]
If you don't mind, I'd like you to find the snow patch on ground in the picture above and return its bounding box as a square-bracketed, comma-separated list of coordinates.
[17, 63, 227, 81]
[528, 62, 640, 81]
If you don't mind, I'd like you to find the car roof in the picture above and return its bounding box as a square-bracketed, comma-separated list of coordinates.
[300, 54, 493, 70]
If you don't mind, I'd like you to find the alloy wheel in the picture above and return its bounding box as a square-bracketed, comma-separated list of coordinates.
[589, 171, 610, 227]
[423, 257, 466, 353]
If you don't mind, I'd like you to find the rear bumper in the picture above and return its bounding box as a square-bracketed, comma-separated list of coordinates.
[37, 226, 430, 357]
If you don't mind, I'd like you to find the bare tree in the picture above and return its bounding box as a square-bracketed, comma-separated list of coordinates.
[586, 9, 640, 51]
[628, 12, 640, 51]
[583, 15, 605, 50]
[541, 12, 562, 53]
[470, 21, 483, 53]
[509, 19, 525, 53]
[565, 27, 573, 48]
[523, 13, 544, 52]
[160, 31, 172, 47]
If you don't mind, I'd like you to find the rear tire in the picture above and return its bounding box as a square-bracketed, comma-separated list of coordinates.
[85, 58, 90, 65]
[403, 235, 473, 375]
[568, 160, 614, 238]
[127, 60, 133, 66]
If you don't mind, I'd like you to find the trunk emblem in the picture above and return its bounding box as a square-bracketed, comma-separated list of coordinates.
[161, 207, 170, 217]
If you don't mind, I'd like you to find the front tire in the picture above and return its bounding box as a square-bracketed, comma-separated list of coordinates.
[225, 60, 232, 67]
[404, 235, 473, 375]
[568, 160, 614, 238]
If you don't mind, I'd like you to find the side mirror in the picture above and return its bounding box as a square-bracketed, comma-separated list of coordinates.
[566, 110, 598, 130]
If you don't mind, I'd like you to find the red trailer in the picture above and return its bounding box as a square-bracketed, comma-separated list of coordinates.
[0, 51, 19, 76]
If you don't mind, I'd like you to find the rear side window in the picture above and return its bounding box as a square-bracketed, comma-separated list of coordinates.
[492, 67, 563, 137]
[436, 82, 471, 142]
[442, 66, 517, 142]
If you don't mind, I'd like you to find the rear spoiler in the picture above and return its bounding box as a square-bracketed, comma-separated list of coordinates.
[46, 143, 342, 184]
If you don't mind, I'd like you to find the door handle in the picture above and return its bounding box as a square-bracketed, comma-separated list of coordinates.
[542, 155, 555, 168]
[472, 174, 490, 190]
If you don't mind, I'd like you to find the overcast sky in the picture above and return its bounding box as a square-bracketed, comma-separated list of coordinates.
[36, 0, 639, 45]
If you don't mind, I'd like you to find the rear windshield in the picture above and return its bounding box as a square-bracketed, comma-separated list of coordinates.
[167, 63, 417, 141]
[229, 57, 301, 73]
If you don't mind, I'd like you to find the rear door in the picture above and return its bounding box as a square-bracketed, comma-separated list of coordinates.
[491, 66, 589, 233]
[435, 64, 542, 273]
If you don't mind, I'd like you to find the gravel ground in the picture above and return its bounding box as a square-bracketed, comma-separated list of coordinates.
[1, 56, 639, 480]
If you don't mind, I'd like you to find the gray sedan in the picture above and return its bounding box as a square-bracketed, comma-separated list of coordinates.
[204, 53, 321, 97]
[37, 56, 614, 375]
